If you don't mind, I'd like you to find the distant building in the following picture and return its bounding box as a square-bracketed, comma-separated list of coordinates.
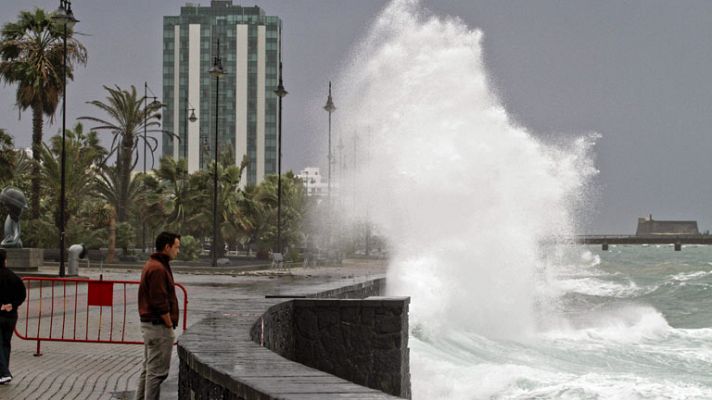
[636, 214, 699, 236]
[162, 1, 282, 186]
[296, 167, 334, 197]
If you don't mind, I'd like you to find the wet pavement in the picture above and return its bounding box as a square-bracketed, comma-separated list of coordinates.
[0, 259, 387, 400]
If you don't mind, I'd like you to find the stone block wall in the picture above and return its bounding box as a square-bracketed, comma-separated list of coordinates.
[251, 300, 295, 359]
[179, 277, 409, 400]
[249, 296, 410, 399]
[293, 298, 411, 398]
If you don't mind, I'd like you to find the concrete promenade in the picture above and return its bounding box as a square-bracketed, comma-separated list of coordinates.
[0, 259, 387, 400]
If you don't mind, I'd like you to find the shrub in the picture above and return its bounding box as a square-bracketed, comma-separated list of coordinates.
[178, 235, 200, 261]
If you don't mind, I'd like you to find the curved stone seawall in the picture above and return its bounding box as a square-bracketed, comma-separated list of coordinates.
[178, 276, 411, 400]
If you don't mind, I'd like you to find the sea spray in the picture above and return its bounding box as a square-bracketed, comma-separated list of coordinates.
[332, 0, 597, 339]
[319, 1, 712, 398]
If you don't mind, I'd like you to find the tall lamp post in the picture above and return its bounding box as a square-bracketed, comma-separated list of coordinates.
[142, 82, 162, 253]
[274, 62, 287, 254]
[143, 82, 163, 174]
[209, 40, 224, 267]
[323, 82, 336, 200]
[53, 0, 77, 277]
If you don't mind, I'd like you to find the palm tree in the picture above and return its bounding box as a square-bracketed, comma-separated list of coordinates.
[79, 85, 162, 223]
[250, 173, 306, 255]
[154, 156, 191, 230]
[92, 165, 141, 262]
[41, 122, 106, 232]
[133, 172, 167, 251]
[181, 156, 249, 257]
[0, 8, 87, 218]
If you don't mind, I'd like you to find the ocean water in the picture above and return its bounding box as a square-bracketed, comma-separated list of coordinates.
[329, 1, 712, 398]
[408, 245, 712, 399]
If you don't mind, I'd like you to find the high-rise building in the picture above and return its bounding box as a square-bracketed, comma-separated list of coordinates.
[162, 1, 282, 185]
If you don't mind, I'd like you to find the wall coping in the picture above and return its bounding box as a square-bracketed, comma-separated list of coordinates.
[178, 275, 405, 399]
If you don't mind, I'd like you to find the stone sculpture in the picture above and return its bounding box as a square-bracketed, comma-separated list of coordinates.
[0, 187, 27, 248]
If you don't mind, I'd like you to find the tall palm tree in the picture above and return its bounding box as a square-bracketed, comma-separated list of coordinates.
[0, 8, 87, 218]
[79, 85, 162, 223]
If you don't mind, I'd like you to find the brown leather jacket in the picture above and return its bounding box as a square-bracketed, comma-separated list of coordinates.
[138, 253, 179, 328]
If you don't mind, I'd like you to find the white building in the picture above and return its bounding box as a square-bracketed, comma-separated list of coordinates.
[296, 167, 336, 197]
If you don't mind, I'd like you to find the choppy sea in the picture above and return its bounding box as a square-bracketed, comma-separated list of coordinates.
[410, 245, 712, 399]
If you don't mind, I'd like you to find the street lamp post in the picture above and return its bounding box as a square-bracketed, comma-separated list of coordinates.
[274, 62, 287, 254]
[142, 82, 161, 253]
[323, 82, 336, 200]
[53, 0, 77, 277]
[209, 40, 225, 267]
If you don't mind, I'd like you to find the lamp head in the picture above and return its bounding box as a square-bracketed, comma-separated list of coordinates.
[323, 81, 336, 113]
[275, 82, 288, 98]
[209, 58, 225, 78]
[149, 98, 163, 109]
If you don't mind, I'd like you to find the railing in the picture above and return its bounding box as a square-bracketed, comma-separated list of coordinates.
[14, 277, 188, 356]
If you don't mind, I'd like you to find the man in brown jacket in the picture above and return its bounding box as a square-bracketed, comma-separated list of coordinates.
[136, 232, 181, 400]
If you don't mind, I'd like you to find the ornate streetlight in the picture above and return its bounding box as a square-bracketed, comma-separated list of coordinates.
[52, 0, 77, 277]
[209, 39, 224, 267]
[274, 62, 287, 254]
[143, 82, 162, 174]
[141, 82, 162, 253]
[323, 82, 336, 200]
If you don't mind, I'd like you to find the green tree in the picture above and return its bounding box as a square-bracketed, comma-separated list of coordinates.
[92, 165, 141, 262]
[183, 156, 249, 258]
[132, 172, 167, 252]
[79, 85, 162, 223]
[249, 172, 306, 254]
[0, 8, 87, 218]
[0, 129, 16, 186]
[177, 235, 200, 261]
[154, 156, 191, 231]
[41, 122, 107, 232]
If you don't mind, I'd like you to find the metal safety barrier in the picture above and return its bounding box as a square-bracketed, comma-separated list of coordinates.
[14, 277, 188, 356]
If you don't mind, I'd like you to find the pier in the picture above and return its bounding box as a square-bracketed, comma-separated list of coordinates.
[575, 235, 712, 251]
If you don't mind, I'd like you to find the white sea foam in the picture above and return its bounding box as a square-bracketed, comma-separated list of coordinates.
[555, 277, 652, 298]
[580, 250, 601, 267]
[669, 270, 712, 282]
[543, 305, 672, 343]
[412, 325, 712, 400]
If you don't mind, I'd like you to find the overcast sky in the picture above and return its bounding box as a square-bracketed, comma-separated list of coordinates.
[2, 0, 712, 234]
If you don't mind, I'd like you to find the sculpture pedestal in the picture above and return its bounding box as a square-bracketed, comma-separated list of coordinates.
[4, 248, 43, 272]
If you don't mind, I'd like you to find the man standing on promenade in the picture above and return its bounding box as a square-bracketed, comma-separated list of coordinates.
[0, 248, 26, 384]
[136, 232, 181, 400]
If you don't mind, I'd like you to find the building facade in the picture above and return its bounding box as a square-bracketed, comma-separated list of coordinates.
[162, 1, 282, 185]
[635, 214, 700, 236]
[296, 167, 333, 197]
